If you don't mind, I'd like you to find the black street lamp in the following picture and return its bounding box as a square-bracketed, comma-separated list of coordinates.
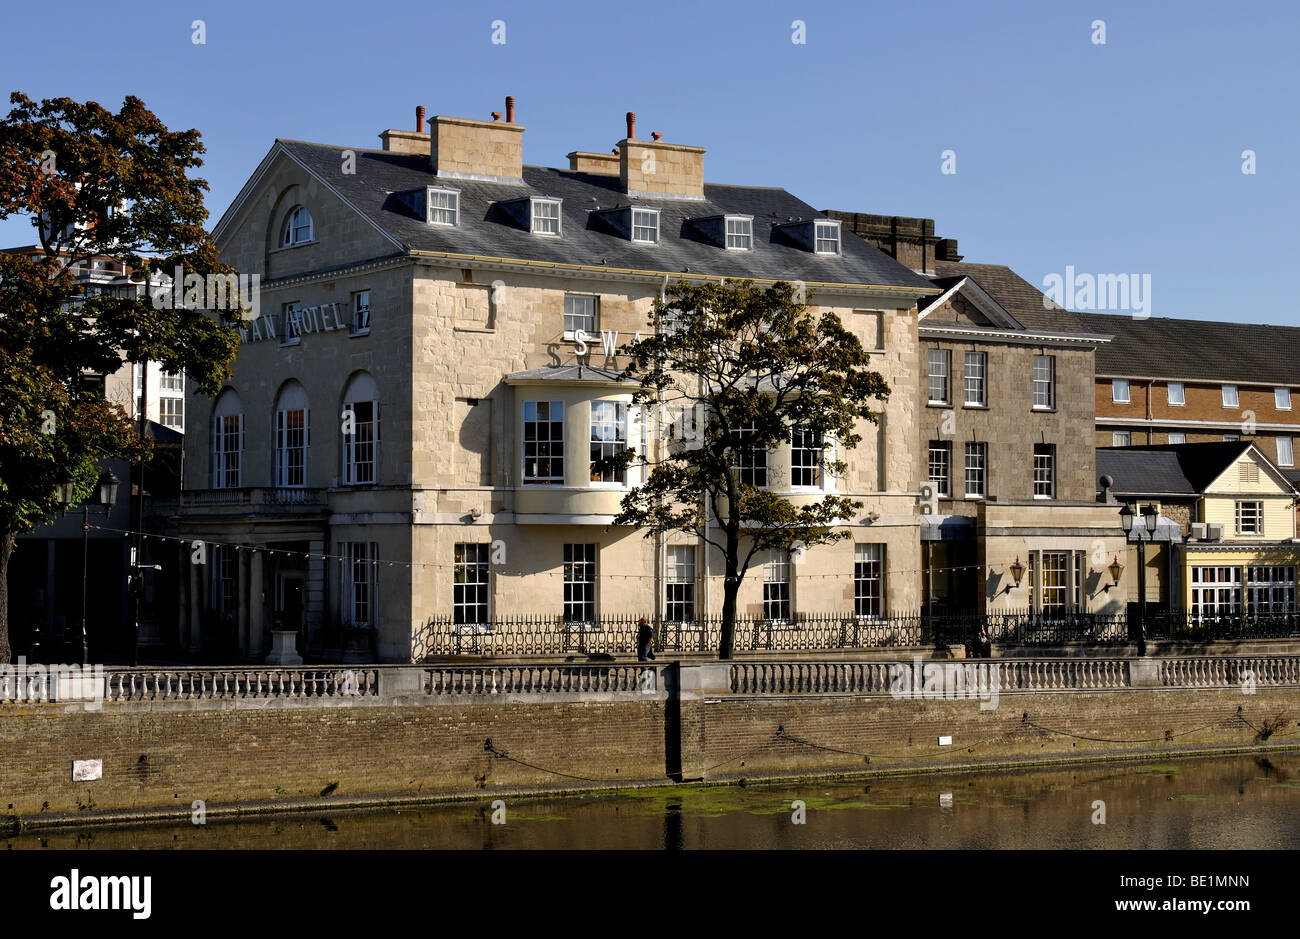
[1120, 503, 1159, 655]
[60, 470, 120, 665]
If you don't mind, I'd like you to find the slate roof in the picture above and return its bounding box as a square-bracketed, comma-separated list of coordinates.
[930, 261, 1104, 336]
[1096, 441, 1288, 495]
[1096, 449, 1197, 496]
[266, 141, 937, 292]
[1072, 311, 1300, 384]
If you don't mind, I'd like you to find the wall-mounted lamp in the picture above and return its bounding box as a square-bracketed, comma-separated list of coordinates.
[1106, 555, 1125, 591]
[1005, 556, 1026, 594]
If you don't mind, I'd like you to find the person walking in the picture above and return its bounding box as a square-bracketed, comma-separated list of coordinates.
[636, 616, 656, 661]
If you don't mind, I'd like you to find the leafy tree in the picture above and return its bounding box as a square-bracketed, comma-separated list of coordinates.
[611, 280, 889, 659]
[0, 92, 244, 662]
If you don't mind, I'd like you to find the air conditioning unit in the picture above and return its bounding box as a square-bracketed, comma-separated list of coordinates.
[1190, 522, 1208, 541]
[1206, 523, 1224, 541]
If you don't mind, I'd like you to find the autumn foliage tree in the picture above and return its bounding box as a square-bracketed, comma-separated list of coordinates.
[611, 280, 890, 659]
[0, 92, 245, 662]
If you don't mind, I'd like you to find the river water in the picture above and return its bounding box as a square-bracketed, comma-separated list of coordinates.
[10, 753, 1300, 850]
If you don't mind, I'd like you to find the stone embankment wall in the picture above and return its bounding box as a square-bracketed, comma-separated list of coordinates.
[2, 656, 1298, 826]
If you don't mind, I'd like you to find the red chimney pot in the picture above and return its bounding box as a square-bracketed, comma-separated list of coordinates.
[651, 131, 661, 141]
[626, 111, 636, 140]
[415, 105, 426, 133]
[491, 112, 501, 121]
[505, 96, 515, 123]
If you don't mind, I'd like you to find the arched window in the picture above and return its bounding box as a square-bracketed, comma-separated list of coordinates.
[341, 372, 378, 486]
[211, 389, 243, 489]
[281, 206, 314, 247]
[274, 381, 309, 488]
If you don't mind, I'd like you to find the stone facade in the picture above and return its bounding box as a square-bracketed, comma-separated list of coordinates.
[178, 105, 935, 661]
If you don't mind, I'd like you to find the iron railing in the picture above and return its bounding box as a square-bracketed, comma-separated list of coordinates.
[412, 609, 1300, 660]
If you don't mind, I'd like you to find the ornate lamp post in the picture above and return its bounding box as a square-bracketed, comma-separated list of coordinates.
[1120, 503, 1159, 655]
[60, 471, 120, 665]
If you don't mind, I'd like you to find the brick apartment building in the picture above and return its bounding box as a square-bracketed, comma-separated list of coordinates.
[1081, 312, 1300, 484]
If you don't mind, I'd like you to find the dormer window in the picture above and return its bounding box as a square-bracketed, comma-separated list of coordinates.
[282, 207, 314, 246]
[427, 187, 459, 226]
[814, 220, 840, 255]
[531, 198, 562, 236]
[632, 208, 659, 244]
[725, 216, 753, 250]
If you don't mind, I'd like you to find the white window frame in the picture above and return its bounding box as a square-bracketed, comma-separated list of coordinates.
[563, 543, 598, 625]
[1277, 436, 1294, 467]
[854, 544, 884, 619]
[282, 206, 313, 246]
[341, 398, 378, 486]
[928, 349, 950, 405]
[1190, 566, 1243, 620]
[1235, 500, 1263, 536]
[1112, 379, 1130, 403]
[1276, 388, 1292, 411]
[1168, 432, 1187, 444]
[453, 543, 491, 626]
[427, 187, 459, 226]
[276, 406, 309, 488]
[212, 408, 243, 489]
[531, 197, 562, 236]
[813, 220, 840, 255]
[763, 551, 792, 622]
[724, 216, 753, 250]
[732, 423, 767, 488]
[963, 442, 986, 498]
[563, 294, 598, 339]
[928, 441, 951, 498]
[1033, 444, 1055, 499]
[1222, 384, 1239, 408]
[1113, 431, 1132, 447]
[340, 541, 378, 628]
[351, 290, 371, 335]
[160, 395, 184, 429]
[963, 352, 986, 406]
[589, 400, 627, 485]
[631, 208, 659, 244]
[1032, 355, 1055, 410]
[281, 302, 302, 346]
[790, 426, 825, 489]
[522, 400, 564, 485]
[665, 545, 697, 623]
[1167, 382, 1185, 406]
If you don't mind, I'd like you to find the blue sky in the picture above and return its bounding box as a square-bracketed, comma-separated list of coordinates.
[2, 0, 1296, 325]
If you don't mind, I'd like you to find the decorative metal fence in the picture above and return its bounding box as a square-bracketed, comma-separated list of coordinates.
[412, 609, 1300, 661]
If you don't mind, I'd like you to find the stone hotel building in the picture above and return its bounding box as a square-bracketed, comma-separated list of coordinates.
[179, 101, 955, 661]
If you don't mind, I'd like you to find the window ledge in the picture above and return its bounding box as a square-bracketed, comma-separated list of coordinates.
[1031, 407, 1056, 413]
[927, 401, 951, 408]
[962, 403, 988, 410]
[453, 323, 495, 333]
[349, 328, 371, 339]
[270, 240, 319, 254]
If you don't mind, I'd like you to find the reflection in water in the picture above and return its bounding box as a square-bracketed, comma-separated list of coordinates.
[8, 752, 1300, 850]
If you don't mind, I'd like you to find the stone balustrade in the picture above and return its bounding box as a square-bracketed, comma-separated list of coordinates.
[5, 655, 1300, 707]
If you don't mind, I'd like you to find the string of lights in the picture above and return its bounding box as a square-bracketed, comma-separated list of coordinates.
[85, 522, 1103, 581]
